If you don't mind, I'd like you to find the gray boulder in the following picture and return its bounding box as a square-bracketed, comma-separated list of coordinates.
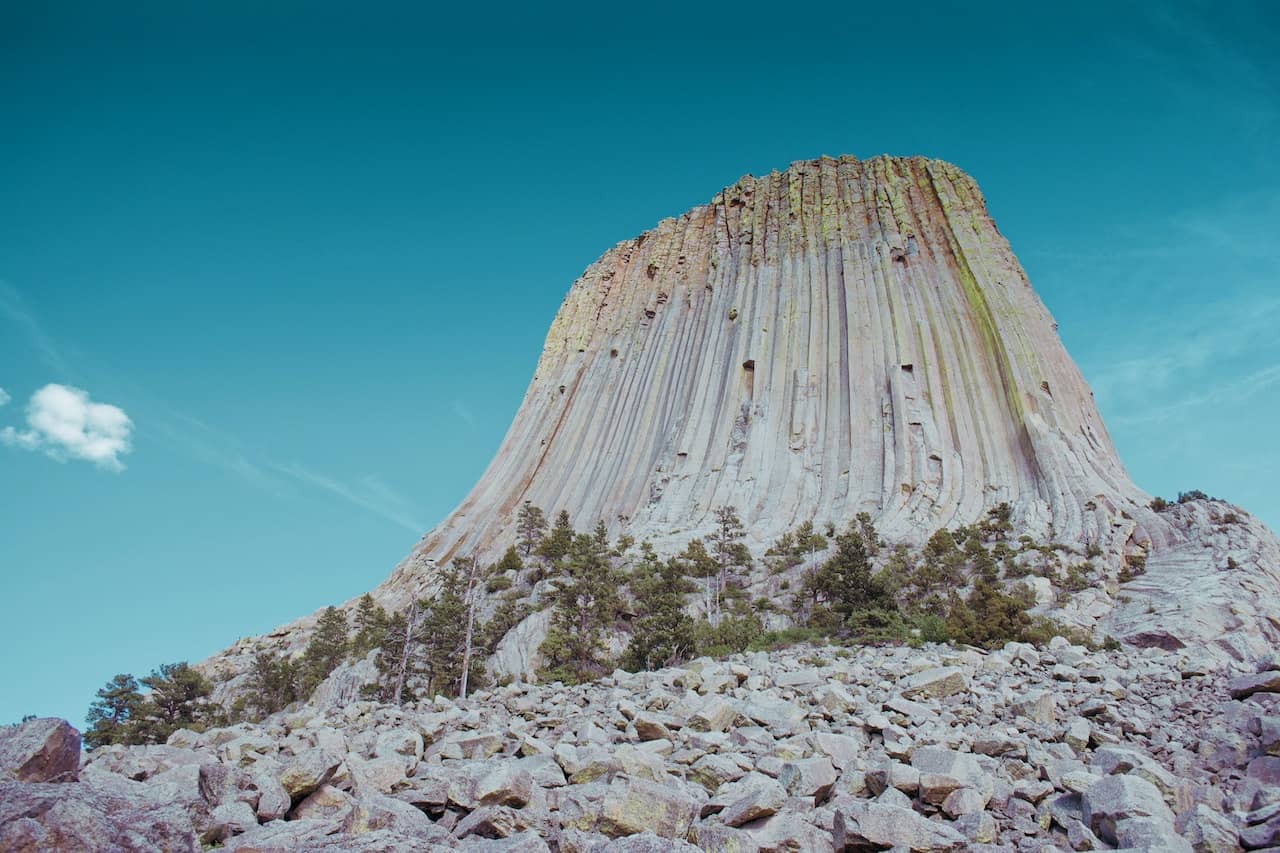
[1081, 774, 1175, 846]
[0, 718, 81, 782]
[831, 798, 966, 851]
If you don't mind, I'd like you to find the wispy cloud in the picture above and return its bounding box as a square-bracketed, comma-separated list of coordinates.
[270, 463, 427, 534]
[0, 387, 9, 407]
[1, 383, 134, 471]
[1088, 293, 1280, 404]
[1114, 363, 1280, 427]
[0, 282, 75, 379]
[0, 282, 427, 534]
[451, 399, 477, 427]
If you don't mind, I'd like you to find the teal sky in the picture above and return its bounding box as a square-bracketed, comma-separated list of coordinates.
[2, 2, 1277, 726]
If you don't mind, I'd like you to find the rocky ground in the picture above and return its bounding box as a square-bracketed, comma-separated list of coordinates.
[4, 640, 1280, 852]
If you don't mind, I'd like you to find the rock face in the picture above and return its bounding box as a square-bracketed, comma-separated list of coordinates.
[397, 154, 1148, 565]
[204, 153, 1280, 681]
[9, 642, 1279, 851]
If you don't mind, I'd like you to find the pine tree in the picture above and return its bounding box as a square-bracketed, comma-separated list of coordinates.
[84, 674, 143, 748]
[516, 502, 548, 557]
[373, 607, 422, 705]
[537, 510, 575, 562]
[301, 606, 349, 693]
[707, 506, 750, 624]
[132, 663, 213, 744]
[678, 538, 719, 622]
[810, 517, 893, 630]
[483, 591, 531, 655]
[245, 652, 299, 719]
[493, 546, 523, 575]
[539, 530, 619, 684]
[351, 593, 388, 659]
[622, 550, 696, 672]
[981, 502, 1014, 542]
[416, 560, 488, 698]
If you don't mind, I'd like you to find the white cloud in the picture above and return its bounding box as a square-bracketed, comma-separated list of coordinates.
[0, 387, 9, 407]
[1, 384, 134, 471]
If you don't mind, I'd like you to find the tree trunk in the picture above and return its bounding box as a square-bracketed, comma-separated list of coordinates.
[459, 559, 478, 700]
[392, 601, 419, 706]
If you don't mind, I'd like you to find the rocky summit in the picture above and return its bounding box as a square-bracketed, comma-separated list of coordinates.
[5, 641, 1280, 851]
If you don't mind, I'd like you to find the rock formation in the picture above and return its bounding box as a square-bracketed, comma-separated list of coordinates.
[13, 153, 1280, 852]
[205, 154, 1280, 682]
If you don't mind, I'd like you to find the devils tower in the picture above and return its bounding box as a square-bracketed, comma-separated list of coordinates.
[209, 154, 1280, 684]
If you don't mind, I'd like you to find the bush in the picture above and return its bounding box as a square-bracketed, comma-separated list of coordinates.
[694, 613, 764, 657]
[1149, 497, 1170, 512]
[1177, 490, 1210, 503]
[485, 575, 513, 593]
[845, 608, 911, 644]
[911, 613, 951, 645]
[747, 626, 827, 652]
[1118, 554, 1147, 583]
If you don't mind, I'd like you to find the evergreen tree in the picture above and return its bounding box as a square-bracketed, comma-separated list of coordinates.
[707, 506, 750, 623]
[132, 663, 213, 744]
[980, 502, 1014, 542]
[483, 591, 531, 655]
[917, 529, 967, 598]
[537, 510, 575, 562]
[372, 606, 422, 705]
[493, 546, 523, 575]
[808, 517, 893, 630]
[945, 577, 1032, 648]
[538, 530, 619, 684]
[622, 551, 696, 672]
[678, 538, 719, 622]
[84, 674, 143, 748]
[351, 593, 388, 659]
[516, 502, 548, 557]
[245, 652, 299, 719]
[301, 606, 349, 693]
[414, 559, 488, 698]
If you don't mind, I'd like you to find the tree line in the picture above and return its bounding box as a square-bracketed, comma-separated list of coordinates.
[86, 499, 1108, 744]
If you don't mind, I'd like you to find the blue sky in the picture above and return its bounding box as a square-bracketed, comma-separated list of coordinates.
[2, 2, 1277, 726]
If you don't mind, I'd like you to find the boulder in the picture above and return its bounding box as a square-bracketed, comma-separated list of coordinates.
[475, 764, 534, 807]
[721, 778, 787, 827]
[0, 718, 81, 782]
[597, 776, 699, 839]
[1227, 670, 1280, 700]
[276, 747, 343, 799]
[778, 756, 837, 801]
[0, 779, 197, 852]
[1010, 689, 1056, 724]
[1081, 774, 1175, 846]
[899, 666, 969, 699]
[344, 791, 454, 842]
[292, 783, 354, 822]
[831, 798, 966, 851]
[911, 746, 993, 807]
[689, 697, 737, 733]
[201, 800, 257, 845]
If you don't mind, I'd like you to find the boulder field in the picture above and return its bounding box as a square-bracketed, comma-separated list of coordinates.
[4, 639, 1280, 851]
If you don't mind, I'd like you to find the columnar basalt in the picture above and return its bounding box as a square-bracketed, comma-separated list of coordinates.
[207, 154, 1280, 682]
[406, 155, 1140, 573]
